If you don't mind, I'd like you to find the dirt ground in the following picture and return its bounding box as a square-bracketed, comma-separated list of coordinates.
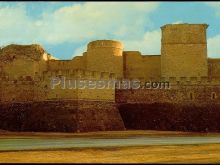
[1, 130, 219, 138]
[0, 144, 220, 163]
[0, 130, 220, 163]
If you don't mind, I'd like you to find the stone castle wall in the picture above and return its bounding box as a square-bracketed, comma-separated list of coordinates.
[0, 69, 116, 103]
[116, 85, 220, 105]
[86, 40, 123, 79]
[123, 51, 161, 81]
[0, 100, 125, 132]
[208, 58, 220, 78]
[0, 24, 219, 104]
[161, 24, 208, 79]
[0, 23, 220, 132]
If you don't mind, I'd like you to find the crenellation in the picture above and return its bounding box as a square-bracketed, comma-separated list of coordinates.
[2, 23, 220, 133]
[0, 23, 220, 104]
[190, 77, 198, 83]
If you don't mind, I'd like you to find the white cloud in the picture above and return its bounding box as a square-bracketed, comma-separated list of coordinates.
[0, 5, 38, 45]
[39, 2, 160, 44]
[171, 21, 183, 24]
[205, 2, 220, 17]
[72, 45, 86, 57]
[203, 2, 220, 57]
[71, 30, 161, 57]
[0, 2, 160, 48]
[122, 30, 161, 55]
[2, 2, 220, 59]
[73, 30, 220, 58]
[208, 35, 220, 58]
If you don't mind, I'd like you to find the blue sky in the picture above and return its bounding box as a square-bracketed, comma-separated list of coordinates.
[0, 2, 220, 59]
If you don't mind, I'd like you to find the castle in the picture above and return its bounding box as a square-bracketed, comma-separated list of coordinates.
[1, 23, 220, 132]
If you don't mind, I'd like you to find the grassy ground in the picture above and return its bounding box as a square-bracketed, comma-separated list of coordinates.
[0, 144, 220, 163]
[0, 130, 220, 163]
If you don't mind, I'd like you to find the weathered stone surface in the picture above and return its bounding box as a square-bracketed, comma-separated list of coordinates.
[77, 101, 125, 132]
[161, 24, 208, 79]
[0, 24, 220, 104]
[0, 44, 46, 62]
[118, 103, 220, 132]
[0, 100, 125, 132]
[115, 86, 220, 105]
[0, 23, 220, 133]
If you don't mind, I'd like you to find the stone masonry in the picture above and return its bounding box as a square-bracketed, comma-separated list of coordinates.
[0, 23, 220, 132]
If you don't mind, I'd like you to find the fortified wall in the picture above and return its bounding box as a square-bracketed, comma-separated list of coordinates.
[1, 23, 220, 132]
[1, 24, 220, 104]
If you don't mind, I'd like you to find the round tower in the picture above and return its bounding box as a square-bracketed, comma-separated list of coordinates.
[86, 40, 124, 78]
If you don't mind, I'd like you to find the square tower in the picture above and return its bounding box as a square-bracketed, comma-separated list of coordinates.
[161, 24, 208, 80]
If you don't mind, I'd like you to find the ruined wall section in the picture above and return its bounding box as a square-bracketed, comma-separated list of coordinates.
[0, 44, 49, 80]
[161, 24, 208, 80]
[0, 44, 51, 103]
[123, 51, 161, 81]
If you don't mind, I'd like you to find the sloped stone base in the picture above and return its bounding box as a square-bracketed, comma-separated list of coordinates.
[0, 100, 125, 132]
[118, 103, 220, 132]
[77, 101, 125, 132]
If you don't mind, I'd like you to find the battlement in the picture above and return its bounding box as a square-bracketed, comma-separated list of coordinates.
[0, 23, 220, 105]
[87, 40, 123, 50]
[86, 40, 123, 77]
[42, 69, 116, 80]
[69, 69, 116, 80]
[1, 23, 220, 133]
[160, 76, 220, 85]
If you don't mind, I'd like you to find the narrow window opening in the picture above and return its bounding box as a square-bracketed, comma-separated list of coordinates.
[189, 92, 194, 100]
[212, 92, 217, 100]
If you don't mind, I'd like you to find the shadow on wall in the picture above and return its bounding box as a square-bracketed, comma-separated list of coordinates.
[0, 101, 79, 132]
[118, 103, 220, 132]
[0, 101, 125, 132]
